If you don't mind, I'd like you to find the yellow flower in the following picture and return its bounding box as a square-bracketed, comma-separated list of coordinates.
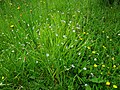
[102, 65, 105, 67]
[113, 65, 116, 68]
[2, 76, 4, 80]
[10, 25, 14, 28]
[17, 6, 20, 10]
[110, 39, 112, 41]
[102, 45, 106, 49]
[106, 81, 110, 86]
[30, 10, 32, 12]
[80, 38, 83, 40]
[92, 51, 96, 54]
[112, 57, 114, 60]
[87, 46, 91, 49]
[83, 32, 86, 34]
[94, 64, 97, 67]
[113, 85, 117, 88]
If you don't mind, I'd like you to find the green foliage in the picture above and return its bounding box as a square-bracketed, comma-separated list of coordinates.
[0, 0, 120, 89]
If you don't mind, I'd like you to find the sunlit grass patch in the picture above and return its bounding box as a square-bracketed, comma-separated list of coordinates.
[0, 0, 120, 89]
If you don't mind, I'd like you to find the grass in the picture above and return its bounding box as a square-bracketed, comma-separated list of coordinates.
[0, 0, 120, 89]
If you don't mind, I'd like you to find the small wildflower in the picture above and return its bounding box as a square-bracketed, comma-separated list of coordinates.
[110, 39, 112, 41]
[102, 45, 106, 49]
[2, 76, 4, 80]
[61, 20, 66, 23]
[63, 35, 67, 38]
[80, 38, 83, 40]
[90, 73, 94, 77]
[30, 10, 32, 12]
[94, 58, 97, 61]
[118, 33, 120, 36]
[0, 82, 2, 85]
[112, 57, 114, 60]
[85, 84, 88, 86]
[83, 67, 87, 70]
[10, 25, 14, 28]
[106, 81, 110, 86]
[36, 61, 38, 63]
[20, 86, 23, 88]
[107, 55, 109, 57]
[92, 51, 96, 54]
[87, 46, 91, 49]
[94, 64, 97, 67]
[78, 52, 81, 55]
[73, 30, 75, 32]
[102, 31, 105, 33]
[46, 53, 49, 57]
[71, 64, 75, 68]
[102, 65, 105, 67]
[107, 36, 109, 38]
[83, 32, 86, 34]
[55, 34, 58, 37]
[17, 6, 20, 10]
[11, 50, 15, 53]
[113, 85, 117, 88]
[113, 65, 116, 68]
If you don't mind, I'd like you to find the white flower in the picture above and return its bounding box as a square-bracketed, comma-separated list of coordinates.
[69, 21, 72, 23]
[55, 34, 58, 37]
[78, 52, 81, 55]
[107, 36, 109, 38]
[94, 58, 97, 61]
[90, 73, 94, 77]
[63, 35, 67, 38]
[61, 20, 66, 23]
[71, 64, 75, 68]
[36, 61, 38, 63]
[85, 84, 88, 86]
[83, 67, 87, 70]
[107, 55, 109, 57]
[73, 30, 76, 32]
[27, 24, 30, 27]
[118, 34, 120, 36]
[0, 82, 3, 85]
[46, 53, 49, 57]
[12, 50, 14, 53]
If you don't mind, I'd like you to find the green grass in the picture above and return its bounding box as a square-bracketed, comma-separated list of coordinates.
[0, 0, 120, 89]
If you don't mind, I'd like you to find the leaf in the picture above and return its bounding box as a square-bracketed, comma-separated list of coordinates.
[78, 68, 82, 74]
[89, 77, 105, 83]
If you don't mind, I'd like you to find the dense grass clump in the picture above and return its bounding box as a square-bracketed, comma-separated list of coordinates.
[0, 0, 120, 89]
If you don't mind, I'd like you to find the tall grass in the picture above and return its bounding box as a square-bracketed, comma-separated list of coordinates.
[0, 0, 120, 89]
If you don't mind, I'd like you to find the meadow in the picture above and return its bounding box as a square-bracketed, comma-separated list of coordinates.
[0, 0, 120, 90]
